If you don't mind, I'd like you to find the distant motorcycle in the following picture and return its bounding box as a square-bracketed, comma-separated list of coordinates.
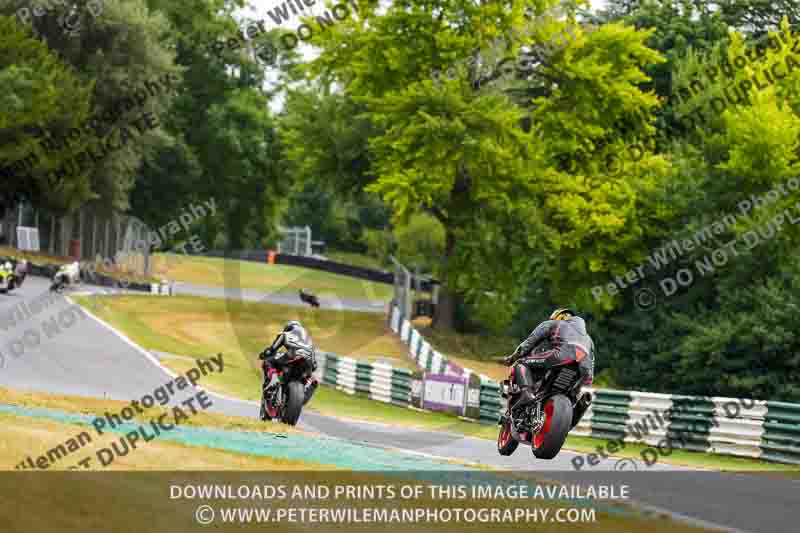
[50, 262, 80, 293]
[0, 260, 17, 294]
[299, 288, 320, 308]
[259, 345, 318, 426]
[497, 348, 592, 459]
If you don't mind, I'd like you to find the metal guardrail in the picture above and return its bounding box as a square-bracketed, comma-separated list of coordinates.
[315, 351, 413, 407]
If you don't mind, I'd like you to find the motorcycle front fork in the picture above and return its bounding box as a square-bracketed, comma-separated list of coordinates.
[502, 397, 543, 435]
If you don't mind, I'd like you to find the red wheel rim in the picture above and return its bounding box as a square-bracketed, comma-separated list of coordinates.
[498, 422, 511, 447]
[533, 399, 555, 449]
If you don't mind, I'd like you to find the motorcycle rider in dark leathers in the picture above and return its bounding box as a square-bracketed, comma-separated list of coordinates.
[503, 308, 594, 427]
[258, 321, 318, 420]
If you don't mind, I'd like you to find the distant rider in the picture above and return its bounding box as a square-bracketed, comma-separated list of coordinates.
[504, 308, 594, 427]
[258, 321, 318, 418]
[14, 259, 28, 287]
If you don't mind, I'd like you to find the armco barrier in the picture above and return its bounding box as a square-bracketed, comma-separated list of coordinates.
[571, 391, 800, 464]
[391, 305, 452, 376]
[479, 378, 505, 424]
[315, 351, 412, 407]
[387, 304, 800, 464]
[762, 401, 800, 463]
[199, 250, 439, 291]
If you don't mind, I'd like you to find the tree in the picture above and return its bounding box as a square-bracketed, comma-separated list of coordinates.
[1, 0, 182, 216]
[132, 0, 294, 248]
[393, 213, 445, 272]
[0, 15, 95, 214]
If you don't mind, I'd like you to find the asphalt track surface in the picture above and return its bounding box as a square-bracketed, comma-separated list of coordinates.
[1, 277, 797, 533]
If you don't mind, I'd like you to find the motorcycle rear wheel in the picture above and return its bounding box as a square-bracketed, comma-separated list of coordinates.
[532, 394, 572, 459]
[280, 381, 305, 426]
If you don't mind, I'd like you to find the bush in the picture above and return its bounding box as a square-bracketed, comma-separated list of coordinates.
[393, 213, 445, 272]
[360, 228, 393, 266]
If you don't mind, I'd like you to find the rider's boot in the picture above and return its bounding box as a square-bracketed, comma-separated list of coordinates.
[303, 378, 318, 405]
[260, 372, 280, 421]
[571, 391, 592, 429]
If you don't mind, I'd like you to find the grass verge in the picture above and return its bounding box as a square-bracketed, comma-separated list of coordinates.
[0, 393, 722, 533]
[151, 253, 394, 302]
[411, 316, 513, 381]
[0, 387, 326, 471]
[72, 294, 415, 401]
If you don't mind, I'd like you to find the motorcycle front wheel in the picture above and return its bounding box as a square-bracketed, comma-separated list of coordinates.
[497, 417, 519, 456]
[280, 381, 305, 426]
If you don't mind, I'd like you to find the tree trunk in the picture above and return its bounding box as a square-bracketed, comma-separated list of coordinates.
[432, 228, 458, 330]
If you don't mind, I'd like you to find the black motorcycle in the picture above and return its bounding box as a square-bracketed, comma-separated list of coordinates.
[49, 273, 67, 293]
[259, 346, 318, 426]
[497, 347, 592, 459]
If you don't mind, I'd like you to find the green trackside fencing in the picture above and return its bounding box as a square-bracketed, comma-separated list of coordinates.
[315, 351, 414, 407]
[479, 378, 504, 425]
[385, 303, 800, 465]
[762, 401, 800, 464]
[571, 390, 800, 464]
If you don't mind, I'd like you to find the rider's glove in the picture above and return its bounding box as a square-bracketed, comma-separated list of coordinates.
[503, 353, 517, 366]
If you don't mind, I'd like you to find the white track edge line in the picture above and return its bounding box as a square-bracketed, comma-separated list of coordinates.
[68, 295, 258, 407]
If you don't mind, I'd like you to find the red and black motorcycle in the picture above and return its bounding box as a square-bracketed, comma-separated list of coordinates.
[497, 346, 592, 459]
[259, 346, 318, 426]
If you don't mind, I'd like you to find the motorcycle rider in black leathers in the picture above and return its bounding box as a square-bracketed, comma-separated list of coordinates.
[258, 321, 318, 420]
[503, 308, 594, 428]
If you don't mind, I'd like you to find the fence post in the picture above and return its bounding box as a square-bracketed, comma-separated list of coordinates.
[104, 219, 111, 260]
[49, 216, 56, 255]
[390, 256, 413, 320]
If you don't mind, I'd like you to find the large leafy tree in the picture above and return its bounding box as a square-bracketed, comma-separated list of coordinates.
[2, 0, 180, 216]
[592, 22, 800, 400]
[0, 15, 94, 214]
[131, 0, 293, 249]
[279, 0, 673, 329]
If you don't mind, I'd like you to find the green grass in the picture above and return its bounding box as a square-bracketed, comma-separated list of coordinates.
[410, 316, 514, 381]
[0, 391, 721, 533]
[151, 252, 394, 301]
[73, 294, 416, 401]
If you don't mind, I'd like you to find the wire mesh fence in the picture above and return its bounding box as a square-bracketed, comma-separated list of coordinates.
[0, 202, 153, 277]
[276, 225, 313, 256]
